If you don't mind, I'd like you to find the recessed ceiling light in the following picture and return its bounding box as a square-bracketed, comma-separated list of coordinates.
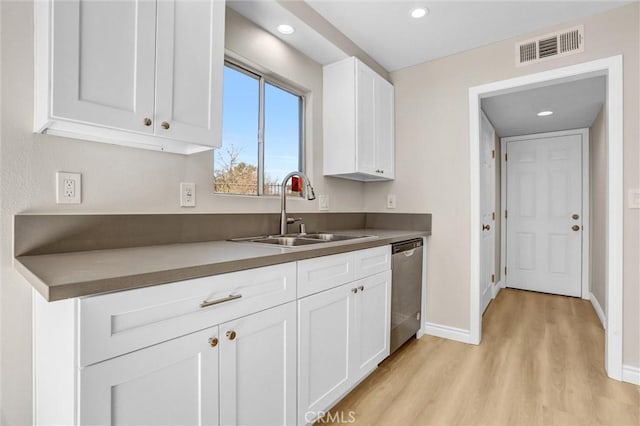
[277, 24, 294, 35]
[411, 7, 429, 19]
[537, 110, 554, 117]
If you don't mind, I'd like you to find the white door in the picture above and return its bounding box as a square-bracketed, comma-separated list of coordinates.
[51, 0, 157, 134]
[80, 327, 219, 426]
[352, 270, 391, 381]
[506, 134, 583, 297]
[219, 302, 296, 426]
[375, 78, 395, 179]
[480, 112, 496, 313]
[298, 284, 354, 425]
[356, 62, 377, 175]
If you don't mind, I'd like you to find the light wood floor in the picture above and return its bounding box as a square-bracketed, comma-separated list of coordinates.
[324, 289, 640, 425]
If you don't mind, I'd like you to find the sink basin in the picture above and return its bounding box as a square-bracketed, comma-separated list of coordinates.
[245, 237, 325, 247]
[230, 232, 373, 247]
[302, 233, 365, 242]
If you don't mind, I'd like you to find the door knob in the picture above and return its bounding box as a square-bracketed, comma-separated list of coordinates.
[482, 224, 491, 231]
[572, 214, 580, 220]
[208, 337, 218, 348]
[572, 225, 581, 231]
[161, 121, 170, 130]
[226, 330, 237, 340]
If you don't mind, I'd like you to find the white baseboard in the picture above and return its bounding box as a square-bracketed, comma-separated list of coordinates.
[424, 322, 472, 344]
[590, 292, 606, 330]
[492, 281, 503, 299]
[622, 365, 640, 385]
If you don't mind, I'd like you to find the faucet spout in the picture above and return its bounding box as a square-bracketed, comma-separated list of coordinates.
[280, 171, 316, 235]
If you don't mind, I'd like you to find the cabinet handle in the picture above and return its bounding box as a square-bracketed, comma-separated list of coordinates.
[208, 337, 219, 348]
[351, 287, 358, 293]
[482, 224, 491, 231]
[200, 293, 242, 308]
[143, 117, 152, 126]
[358, 285, 364, 292]
[226, 330, 237, 340]
[572, 225, 581, 232]
[161, 121, 170, 130]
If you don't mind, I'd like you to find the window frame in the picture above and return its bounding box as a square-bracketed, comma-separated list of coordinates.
[217, 59, 306, 196]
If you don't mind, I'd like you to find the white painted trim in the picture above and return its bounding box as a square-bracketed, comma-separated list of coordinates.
[416, 237, 428, 339]
[500, 128, 590, 300]
[622, 365, 640, 386]
[423, 322, 472, 344]
[492, 281, 503, 299]
[590, 292, 606, 330]
[469, 55, 624, 380]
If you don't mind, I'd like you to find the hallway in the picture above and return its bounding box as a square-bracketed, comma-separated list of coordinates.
[324, 289, 640, 425]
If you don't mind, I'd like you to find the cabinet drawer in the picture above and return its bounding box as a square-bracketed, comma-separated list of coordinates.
[353, 246, 391, 280]
[297, 252, 355, 298]
[79, 262, 296, 367]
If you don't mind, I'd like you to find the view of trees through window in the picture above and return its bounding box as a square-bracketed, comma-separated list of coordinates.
[215, 63, 302, 196]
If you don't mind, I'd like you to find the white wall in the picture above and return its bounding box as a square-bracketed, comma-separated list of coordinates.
[0, 4, 363, 424]
[364, 3, 640, 367]
[590, 105, 607, 316]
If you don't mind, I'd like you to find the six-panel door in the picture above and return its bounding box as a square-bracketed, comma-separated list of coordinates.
[79, 326, 220, 426]
[51, 0, 157, 134]
[219, 302, 297, 426]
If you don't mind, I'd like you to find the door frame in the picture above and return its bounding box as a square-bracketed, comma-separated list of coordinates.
[500, 129, 590, 299]
[468, 55, 624, 381]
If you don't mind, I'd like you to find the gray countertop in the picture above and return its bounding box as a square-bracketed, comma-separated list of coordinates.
[16, 229, 429, 302]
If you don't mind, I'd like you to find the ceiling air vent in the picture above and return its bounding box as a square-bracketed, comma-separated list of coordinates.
[516, 25, 584, 66]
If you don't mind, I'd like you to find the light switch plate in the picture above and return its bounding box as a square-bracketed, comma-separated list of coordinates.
[56, 172, 81, 204]
[319, 195, 330, 210]
[180, 182, 196, 207]
[629, 189, 640, 209]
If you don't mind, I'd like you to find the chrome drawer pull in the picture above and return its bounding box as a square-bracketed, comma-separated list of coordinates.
[200, 293, 242, 308]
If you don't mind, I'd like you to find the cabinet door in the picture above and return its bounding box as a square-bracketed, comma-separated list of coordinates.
[51, 0, 156, 134]
[80, 327, 219, 426]
[352, 270, 392, 382]
[355, 62, 377, 175]
[155, 0, 225, 147]
[298, 284, 355, 425]
[219, 302, 296, 426]
[375, 78, 395, 179]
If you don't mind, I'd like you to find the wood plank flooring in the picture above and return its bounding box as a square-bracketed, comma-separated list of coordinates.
[323, 289, 639, 425]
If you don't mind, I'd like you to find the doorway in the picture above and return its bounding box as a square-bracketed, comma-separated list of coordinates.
[502, 129, 589, 298]
[468, 56, 624, 381]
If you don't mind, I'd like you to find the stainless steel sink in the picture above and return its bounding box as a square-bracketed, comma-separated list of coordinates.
[230, 232, 372, 247]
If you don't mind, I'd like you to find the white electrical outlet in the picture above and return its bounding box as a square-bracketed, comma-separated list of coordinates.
[319, 195, 330, 210]
[56, 172, 81, 204]
[387, 194, 396, 209]
[180, 182, 196, 207]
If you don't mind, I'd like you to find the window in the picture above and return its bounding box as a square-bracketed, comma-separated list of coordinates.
[215, 61, 304, 196]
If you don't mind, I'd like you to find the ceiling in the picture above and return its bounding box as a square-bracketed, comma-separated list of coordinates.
[481, 76, 605, 137]
[230, 1, 631, 72]
[307, 1, 631, 71]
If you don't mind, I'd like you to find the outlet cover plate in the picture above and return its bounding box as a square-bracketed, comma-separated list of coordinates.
[387, 194, 396, 209]
[629, 189, 640, 209]
[180, 182, 196, 207]
[56, 172, 81, 204]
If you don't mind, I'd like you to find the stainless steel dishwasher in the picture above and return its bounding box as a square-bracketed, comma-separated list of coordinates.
[390, 238, 424, 354]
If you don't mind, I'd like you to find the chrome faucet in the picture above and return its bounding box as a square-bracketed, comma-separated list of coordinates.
[280, 171, 316, 235]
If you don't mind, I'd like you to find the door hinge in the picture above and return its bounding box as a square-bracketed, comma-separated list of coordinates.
[492, 150, 495, 159]
[491, 274, 495, 283]
[492, 212, 495, 221]
[504, 267, 507, 275]
[505, 153, 508, 161]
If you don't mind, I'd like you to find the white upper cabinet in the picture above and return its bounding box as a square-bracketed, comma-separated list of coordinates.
[323, 57, 395, 181]
[35, 0, 225, 154]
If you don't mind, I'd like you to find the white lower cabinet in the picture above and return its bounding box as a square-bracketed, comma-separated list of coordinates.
[219, 302, 297, 426]
[298, 270, 391, 425]
[80, 327, 220, 426]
